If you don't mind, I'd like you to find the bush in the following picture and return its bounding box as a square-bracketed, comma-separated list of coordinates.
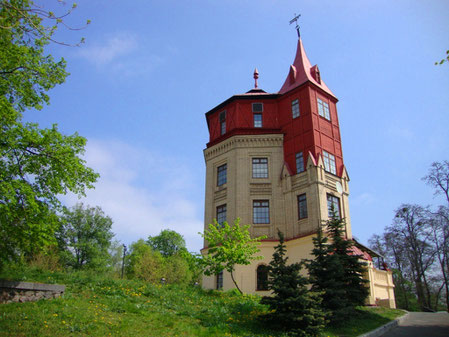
[127, 239, 194, 285]
[28, 246, 62, 272]
[164, 254, 192, 285]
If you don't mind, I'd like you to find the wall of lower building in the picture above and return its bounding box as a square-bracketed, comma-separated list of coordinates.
[365, 261, 396, 308]
[202, 236, 315, 295]
[202, 236, 396, 309]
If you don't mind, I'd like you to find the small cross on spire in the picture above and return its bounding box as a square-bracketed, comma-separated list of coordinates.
[289, 13, 301, 38]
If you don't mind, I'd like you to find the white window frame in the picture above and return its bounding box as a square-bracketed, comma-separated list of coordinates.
[323, 150, 336, 175]
[317, 98, 330, 121]
[296, 152, 304, 173]
[292, 99, 300, 119]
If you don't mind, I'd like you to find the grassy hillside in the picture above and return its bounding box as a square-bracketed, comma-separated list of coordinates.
[0, 268, 404, 336]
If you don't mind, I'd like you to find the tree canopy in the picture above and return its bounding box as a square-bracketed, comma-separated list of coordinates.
[147, 229, 186, 257]
[56, 204, 114, 270]
[0, 0, 98, 266]
[370, 160, 449, 312]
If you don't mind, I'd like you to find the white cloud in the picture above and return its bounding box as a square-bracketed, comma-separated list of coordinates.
[386, 124, 413, 142]
[61, 139, 204, 253]
[77, 32, 163, 76]
[350, 192, 376, 206]
[78, 32, 138, 66]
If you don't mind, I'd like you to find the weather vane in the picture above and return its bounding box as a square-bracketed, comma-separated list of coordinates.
[289, 13, 301, 38]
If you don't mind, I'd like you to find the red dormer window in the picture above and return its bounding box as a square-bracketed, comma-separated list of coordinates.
[311, 65, 321, 84]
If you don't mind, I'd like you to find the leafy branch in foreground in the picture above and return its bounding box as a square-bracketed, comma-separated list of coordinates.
[0, 0, 90, 47]
[435, 50, 449, 65]
[0, 0, 98, 267]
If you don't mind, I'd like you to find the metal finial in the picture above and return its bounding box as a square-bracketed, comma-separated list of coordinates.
[253, 68, 259, 88]
[289, 13, 301, 38]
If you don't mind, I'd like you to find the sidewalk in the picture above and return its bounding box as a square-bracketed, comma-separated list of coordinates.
[380, 312, 449, 337]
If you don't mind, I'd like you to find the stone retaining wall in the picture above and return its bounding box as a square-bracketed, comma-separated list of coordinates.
[0, 280, 65, 304]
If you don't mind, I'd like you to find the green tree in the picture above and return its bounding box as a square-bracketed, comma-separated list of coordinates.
[307, 210, 369, 324]
[0, 0, 98, 267]
[200, 218, 265, 294]
[126, 240, 165, 282]
[261, 231, 325, 337]
[164, 254, 193, 285]
[147, 229, 186, 257]
[56, 204, 114, 270]
[179, 249, 204, 284]
[126, 239, 193, 284]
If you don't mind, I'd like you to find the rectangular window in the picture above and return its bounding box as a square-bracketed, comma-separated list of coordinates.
[257, 265, 269, 291]
[219, 111, 226, 135]
[323, 151, 336, 175]
[252, 158, 268, 178]
[216, 271, 223, 289]
[327, 194, 341, 219]
[296, 152, 304, 173]
[253, 200, 270, 224]
[253, 113, 262, 128]
[298, 194, 308, 219]
[317, 98, 330, 121]
[292, 99, 300, 119]
[252, 102, 263, 112]
[217, 164, 227, 186]
[216, 204, 227, 226]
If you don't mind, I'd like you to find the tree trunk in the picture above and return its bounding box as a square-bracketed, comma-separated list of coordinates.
[230, 270, 242, 294]
[434, 282, 444, 311]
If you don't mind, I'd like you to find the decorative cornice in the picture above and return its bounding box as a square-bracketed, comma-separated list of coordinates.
[204, 134, 284, 161]
[207, 128, 282, 148]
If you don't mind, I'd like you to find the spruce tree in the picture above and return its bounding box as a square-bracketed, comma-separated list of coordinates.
[327, 210, 369, 309]
[307, 225, 345, 321]
[261, 231, 325, 337]
[307, 209, 369, 324]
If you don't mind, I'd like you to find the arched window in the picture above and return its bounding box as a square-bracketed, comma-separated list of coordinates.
[257, 265, 269, 291]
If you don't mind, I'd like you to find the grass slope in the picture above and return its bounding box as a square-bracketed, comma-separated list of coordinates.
[0, 268, 404, 336]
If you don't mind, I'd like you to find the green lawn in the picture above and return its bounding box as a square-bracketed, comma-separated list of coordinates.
[0, 269, 404, 336]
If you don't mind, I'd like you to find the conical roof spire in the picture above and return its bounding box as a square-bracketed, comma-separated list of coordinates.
[279, 38, 336, 98]
[253, 68, 259, 88]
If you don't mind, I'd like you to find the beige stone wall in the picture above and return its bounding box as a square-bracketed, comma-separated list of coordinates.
[365, 261, 396, 308]
[204, 134, 286, 241]
[203, 134, 352, 244]
[202, 238, 314, 295]
[203, 237, 396, 308]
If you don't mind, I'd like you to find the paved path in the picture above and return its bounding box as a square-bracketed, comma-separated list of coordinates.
[380, 312, 449, 337]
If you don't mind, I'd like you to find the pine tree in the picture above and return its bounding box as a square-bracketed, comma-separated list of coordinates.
[261, 231, 325, 336]
[307, 209, 369, 324]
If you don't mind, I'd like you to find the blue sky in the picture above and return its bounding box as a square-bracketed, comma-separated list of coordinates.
[28, 0, 449, 252]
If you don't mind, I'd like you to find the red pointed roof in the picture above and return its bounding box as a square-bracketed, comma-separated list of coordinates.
[279, 38, 336, 99]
